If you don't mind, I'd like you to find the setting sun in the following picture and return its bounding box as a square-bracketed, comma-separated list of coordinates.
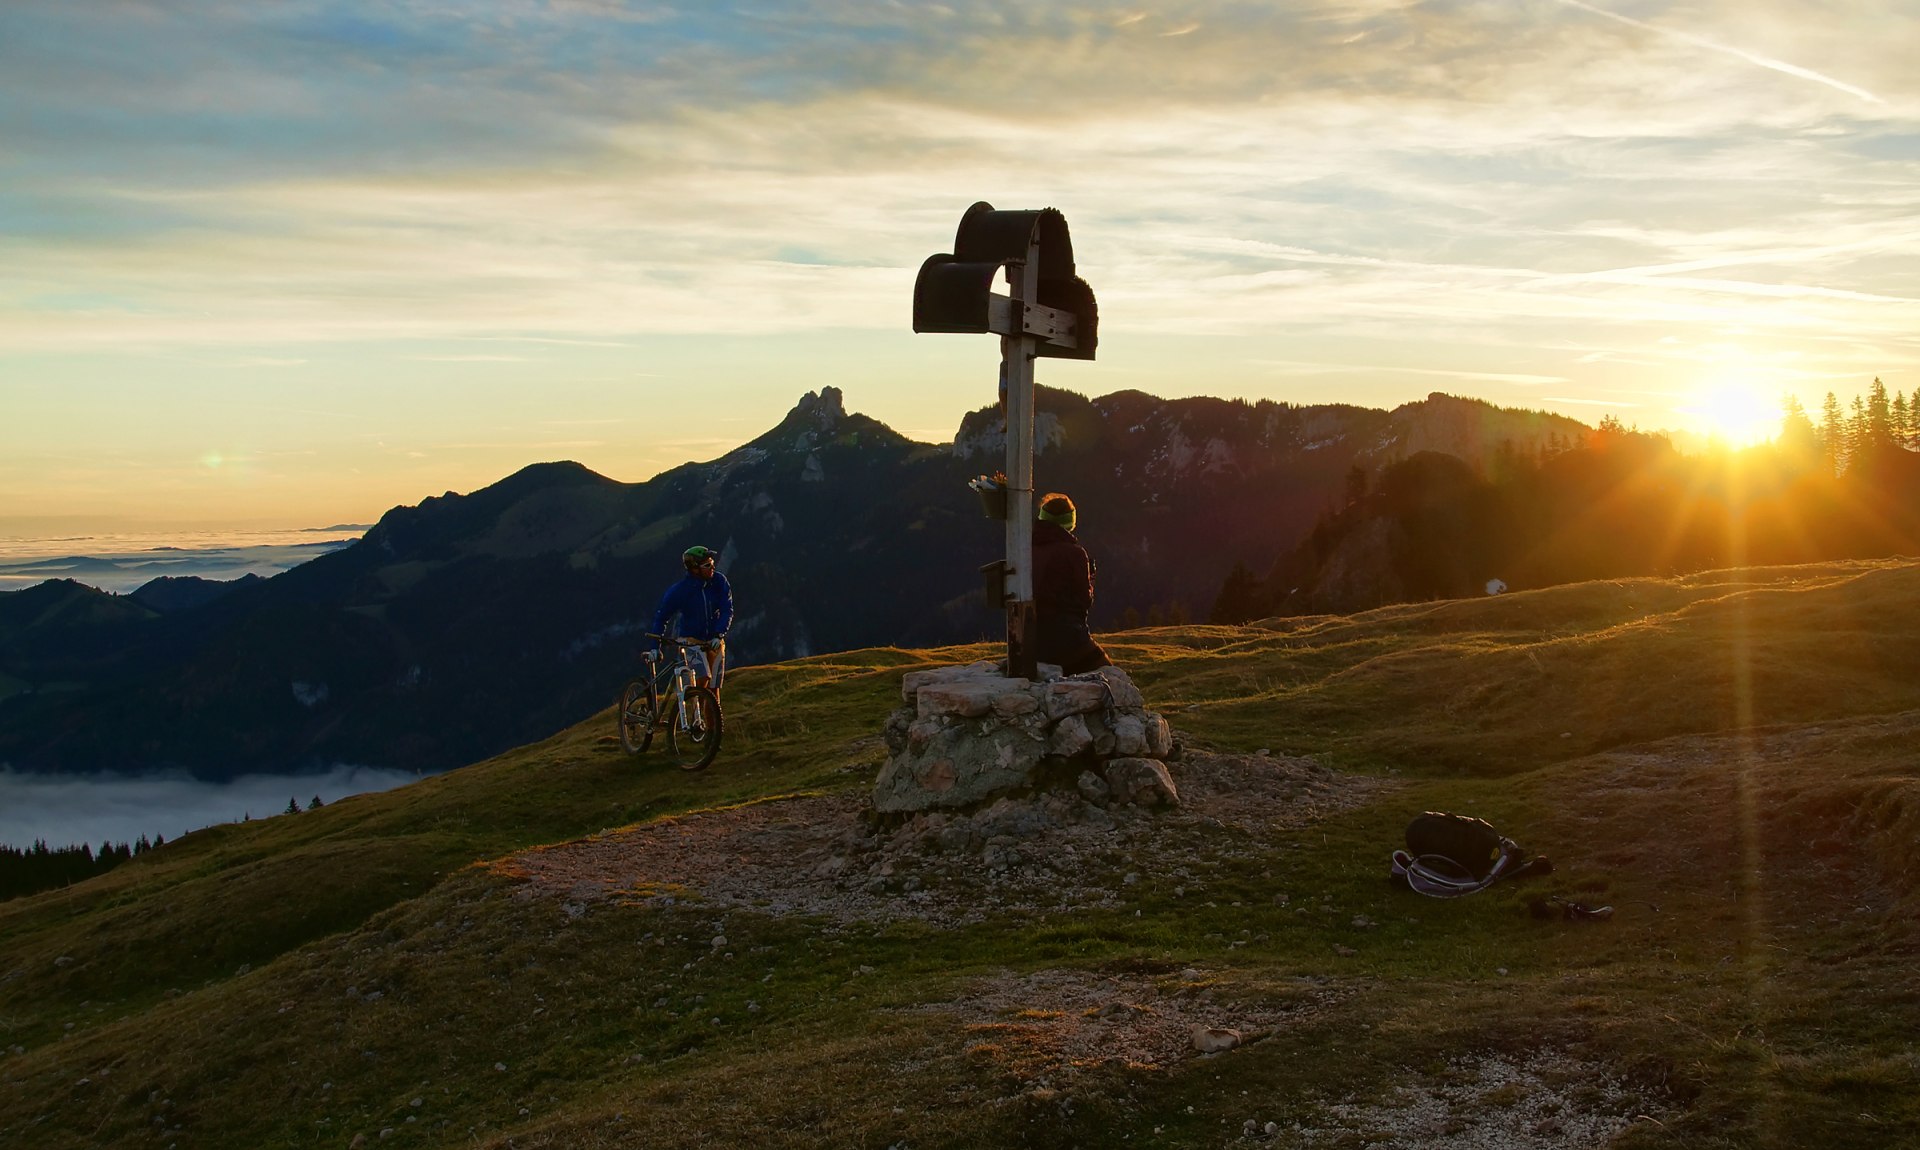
[1683, 380, 1782, 447]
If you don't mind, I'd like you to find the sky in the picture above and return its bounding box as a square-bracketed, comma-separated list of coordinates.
[3, 0, 1917, 531]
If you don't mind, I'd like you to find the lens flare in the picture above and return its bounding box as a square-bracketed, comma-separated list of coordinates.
[1682, 381, 1780, 447]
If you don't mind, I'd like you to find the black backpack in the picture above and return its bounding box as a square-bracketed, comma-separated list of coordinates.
[1390, 811, 1551, 897]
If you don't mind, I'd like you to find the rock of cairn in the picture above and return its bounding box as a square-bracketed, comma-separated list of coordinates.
[873, 661, 1178, 816]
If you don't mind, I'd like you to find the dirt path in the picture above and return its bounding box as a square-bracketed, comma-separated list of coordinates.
[493, 750, 1391, 926]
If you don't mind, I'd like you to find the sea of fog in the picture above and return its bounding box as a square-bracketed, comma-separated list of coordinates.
[0, 527, 366, 594]
[1, 527, 406, 849]
[0, 765, 428, 851]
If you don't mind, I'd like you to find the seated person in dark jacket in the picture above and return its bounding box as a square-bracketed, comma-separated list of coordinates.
[1031, 492, 1113, 675]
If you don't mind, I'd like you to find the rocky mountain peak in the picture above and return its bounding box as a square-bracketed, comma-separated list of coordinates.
[792, 386, 846, 432]
[745, 387, 855, 458]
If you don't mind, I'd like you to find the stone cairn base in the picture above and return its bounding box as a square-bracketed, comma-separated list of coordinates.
[873, 661, 1179, 818]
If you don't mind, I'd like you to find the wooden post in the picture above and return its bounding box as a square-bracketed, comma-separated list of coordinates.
[909, 202, 1097, 681]
[1003, 241, 1040, 680]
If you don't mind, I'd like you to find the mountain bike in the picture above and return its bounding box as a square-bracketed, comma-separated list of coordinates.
[617, 635, 724, 770]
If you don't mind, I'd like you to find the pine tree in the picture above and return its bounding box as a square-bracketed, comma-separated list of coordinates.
[1344, 465, 1369, 506]
[1779, 396, 1819, 464]
[1210, 561, 1262, 624]
[285, 797, 303, 815]
[1866, 377, 1893, 456]
[1848, 396, 1870, 471]
[1820, 392, 1845, 475]
[310, 794, 325, 810]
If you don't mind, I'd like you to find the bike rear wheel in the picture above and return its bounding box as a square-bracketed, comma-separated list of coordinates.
[618, 680, 656, 755]
[666, 685, 723, 770]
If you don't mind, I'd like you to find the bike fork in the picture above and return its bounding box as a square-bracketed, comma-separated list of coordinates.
[673, 672, 691, 730]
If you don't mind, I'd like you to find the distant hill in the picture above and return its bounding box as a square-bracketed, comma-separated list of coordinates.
[0, 578, 158, 671]
[0, 386, 1588, 778]
[128, 573, 263, 614]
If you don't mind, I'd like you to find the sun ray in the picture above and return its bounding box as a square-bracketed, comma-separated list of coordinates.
[1682, 378, 1785, 449]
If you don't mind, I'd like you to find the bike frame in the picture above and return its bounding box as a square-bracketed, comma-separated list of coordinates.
[644, 639, 707, 731]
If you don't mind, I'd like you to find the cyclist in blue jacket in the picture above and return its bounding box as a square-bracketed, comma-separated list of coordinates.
[651, 545, 733, 691]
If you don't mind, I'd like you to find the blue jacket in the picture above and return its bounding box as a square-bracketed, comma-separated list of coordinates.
[651, 571, 733, 642]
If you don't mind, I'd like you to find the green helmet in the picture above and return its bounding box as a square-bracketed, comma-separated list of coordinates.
[682, 545, 717, 570]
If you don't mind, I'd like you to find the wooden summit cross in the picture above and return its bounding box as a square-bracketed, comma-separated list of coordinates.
[912, 202, 1099, 679]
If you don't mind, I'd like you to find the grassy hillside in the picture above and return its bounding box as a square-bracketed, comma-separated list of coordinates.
[2, 559, 1917, 1148]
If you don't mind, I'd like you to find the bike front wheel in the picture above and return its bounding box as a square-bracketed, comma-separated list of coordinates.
[618, 680, 656, 755]
[666, 685, 723, 770]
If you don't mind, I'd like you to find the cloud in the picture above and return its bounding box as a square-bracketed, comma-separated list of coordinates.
[1543, 395, 1641, 408]
[0, 531, 360, 591]
[1252, 360, 1571, 386]
[2, 0, 1918, 483]
[406, 354, 530, 362]
[467, 336, 630, 347]
[216, 356, 309, 367]
[1550, 0, 1882, 104]
[0, 764, 423, 849]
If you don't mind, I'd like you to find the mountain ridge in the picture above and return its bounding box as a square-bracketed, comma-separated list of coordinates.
[0, 386, 1588, 778]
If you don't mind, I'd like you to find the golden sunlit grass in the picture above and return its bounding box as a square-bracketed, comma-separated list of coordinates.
[2, 559, 1917, 1148]
[1117, 559, 1920, 777]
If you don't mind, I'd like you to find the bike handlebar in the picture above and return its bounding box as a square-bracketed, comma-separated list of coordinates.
[644, 632, 718, 648]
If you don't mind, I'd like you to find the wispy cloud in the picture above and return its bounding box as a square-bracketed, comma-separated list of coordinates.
[219, 356, 309, 368]
[406, 354, 529, 363]
[1252, 361, 1571, 386]
[466, 336, 630, 347]
[3, 0, 1918, 525]
[1551, 0, 1883, 104]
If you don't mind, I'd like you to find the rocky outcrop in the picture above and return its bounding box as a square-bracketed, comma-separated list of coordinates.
[1386, 391, 1585, 465]
[873, 662, 1177, 815]
[952, 411, 1068, 461]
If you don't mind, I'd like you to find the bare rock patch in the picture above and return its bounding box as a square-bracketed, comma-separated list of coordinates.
[495, 749, 1390, 926]
[1254, 1049, 1669, 1149]
[899, 966, 1343, 1080]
